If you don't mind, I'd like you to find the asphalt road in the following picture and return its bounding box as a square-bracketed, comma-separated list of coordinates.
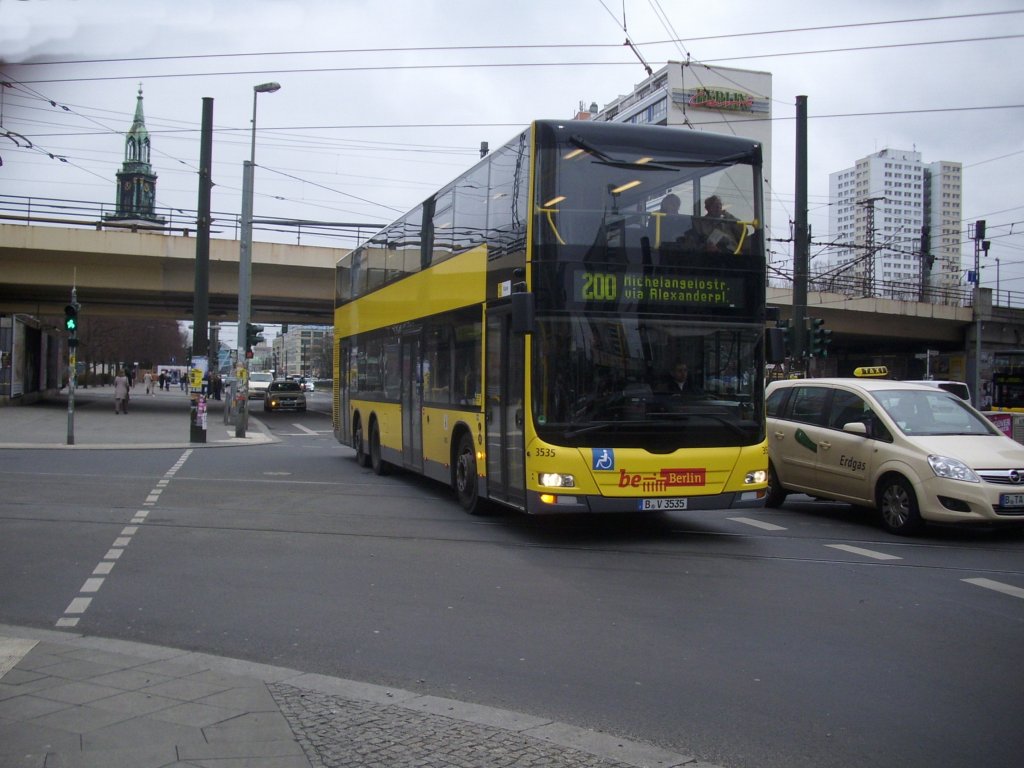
[2, 393, 1022, 768]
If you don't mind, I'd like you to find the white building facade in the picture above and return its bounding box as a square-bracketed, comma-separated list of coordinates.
[271, 325, 331, 379]
[827, 148, 962, 302]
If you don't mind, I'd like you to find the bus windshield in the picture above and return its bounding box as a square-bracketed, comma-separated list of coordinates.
[532, 316, 764, 450]
[534, 123, 760, 268]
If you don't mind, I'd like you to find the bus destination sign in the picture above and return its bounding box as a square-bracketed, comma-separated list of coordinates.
[573, 269, 745, 308]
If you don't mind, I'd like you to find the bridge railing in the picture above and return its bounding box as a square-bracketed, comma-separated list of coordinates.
[770, 271, 1024, 311]
[0, 194, 384, 249]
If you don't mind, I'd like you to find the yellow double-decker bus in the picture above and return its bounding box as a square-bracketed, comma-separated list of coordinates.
[334, 119, 772, 514]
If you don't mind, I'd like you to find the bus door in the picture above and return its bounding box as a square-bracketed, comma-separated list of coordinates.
[485, 307, 526, 508]
[337, 342, 350, 443]
[402, 336, 423, 471]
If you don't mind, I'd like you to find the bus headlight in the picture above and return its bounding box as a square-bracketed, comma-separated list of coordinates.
[745, 470, 767, 484]
[539, 473, 576, 488]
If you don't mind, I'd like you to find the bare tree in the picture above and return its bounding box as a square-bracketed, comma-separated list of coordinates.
[69, 316, 187, 374]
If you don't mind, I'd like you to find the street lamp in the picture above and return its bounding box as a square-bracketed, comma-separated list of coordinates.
[236, 81, 280, 437]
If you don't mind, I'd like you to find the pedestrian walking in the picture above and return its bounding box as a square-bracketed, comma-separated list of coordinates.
[144, 371, 154, 395]
[114, 369, 130, 414]
[158, 371, 166, 391]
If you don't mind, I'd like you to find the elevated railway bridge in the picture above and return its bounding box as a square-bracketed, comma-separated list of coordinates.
[3, 203, 1024, 401]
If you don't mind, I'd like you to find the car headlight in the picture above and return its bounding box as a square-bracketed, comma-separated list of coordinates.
[927, 455, 980, 483]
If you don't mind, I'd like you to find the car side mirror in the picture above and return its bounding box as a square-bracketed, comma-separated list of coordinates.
[842, 421, 868, 436]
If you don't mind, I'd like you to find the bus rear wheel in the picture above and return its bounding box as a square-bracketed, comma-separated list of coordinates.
[354, 420, 370, 468]
[454, 432, 481, 513]
[370, 422, 391, 476]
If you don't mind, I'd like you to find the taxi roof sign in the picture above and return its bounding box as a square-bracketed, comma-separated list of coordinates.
[854, 366, 889, 378]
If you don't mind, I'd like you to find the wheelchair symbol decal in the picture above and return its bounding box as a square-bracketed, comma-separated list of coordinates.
[592, 448, 615, 471]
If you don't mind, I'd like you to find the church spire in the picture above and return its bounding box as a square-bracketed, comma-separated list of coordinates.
[107, 84, 164, 227]
[125, 84, 151, 166]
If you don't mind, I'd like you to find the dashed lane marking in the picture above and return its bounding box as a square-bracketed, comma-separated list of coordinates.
[963, 577, 1024, 600]
[728, 517, 787, 531]
[55, 448, 193, 628]
[826, 544, 902, 561]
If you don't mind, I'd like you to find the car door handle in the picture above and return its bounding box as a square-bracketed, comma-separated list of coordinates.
[819, 440, 832, 451]
[773, 431, 785, 440]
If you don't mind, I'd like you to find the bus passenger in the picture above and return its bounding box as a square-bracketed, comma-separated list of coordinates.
[649, 193, 692, 248]
[695, 195, 743, 253]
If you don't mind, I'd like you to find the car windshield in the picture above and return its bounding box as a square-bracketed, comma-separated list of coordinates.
[269, 381, 301, 392]
[873, 389, 997, 437]
[251, 373, 273, 382]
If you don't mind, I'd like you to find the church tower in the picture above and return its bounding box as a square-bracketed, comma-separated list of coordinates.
[107, 85, 165, 227]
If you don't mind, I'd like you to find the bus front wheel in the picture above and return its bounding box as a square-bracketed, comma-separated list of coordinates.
[454, 432, 480, 513]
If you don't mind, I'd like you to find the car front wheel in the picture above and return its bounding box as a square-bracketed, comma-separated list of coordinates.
[877, 475, 923, 536]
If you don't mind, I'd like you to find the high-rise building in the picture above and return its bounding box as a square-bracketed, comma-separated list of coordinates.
[827, 148, 962, 302]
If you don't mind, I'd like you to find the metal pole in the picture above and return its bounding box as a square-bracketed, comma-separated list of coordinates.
[66, 287, 77, 445]
[972, 221, 984, 409]
[191, 97, 214, 444]
[793, 95, 809, 366]
[235, 82, 279, 438]
[236, 159, 254, 437]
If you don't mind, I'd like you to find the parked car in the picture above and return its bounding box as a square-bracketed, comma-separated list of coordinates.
[247, 371, 274, 399]
[264, 379, 307, 412]
[766, 376, 1024, 535]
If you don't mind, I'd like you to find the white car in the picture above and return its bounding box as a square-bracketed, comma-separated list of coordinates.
[766, 376, 1024, 535]
[247, 371, 274, 399]
[300, 377, 315, 393]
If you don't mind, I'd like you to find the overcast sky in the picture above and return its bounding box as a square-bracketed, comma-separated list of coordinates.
[2, 0, 1023, 299]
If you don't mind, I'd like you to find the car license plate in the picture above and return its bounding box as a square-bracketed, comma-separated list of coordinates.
[1000, 493, 1024, 508]
[639, 498, 688, 511]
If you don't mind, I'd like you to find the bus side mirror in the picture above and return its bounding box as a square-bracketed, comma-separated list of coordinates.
[511, 292, 535, 335]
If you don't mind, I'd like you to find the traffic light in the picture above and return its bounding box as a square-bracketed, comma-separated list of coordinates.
[807, 317, 832, 358]
[245, 322, 265, 357]
[778, 319, 792, 357]
[63, 304, 79, 332]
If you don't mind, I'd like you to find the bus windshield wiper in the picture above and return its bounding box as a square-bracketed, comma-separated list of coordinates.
[563, 420, 651, 438]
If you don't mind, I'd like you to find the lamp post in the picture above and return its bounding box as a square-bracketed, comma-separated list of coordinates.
[236, 81, 280, 437]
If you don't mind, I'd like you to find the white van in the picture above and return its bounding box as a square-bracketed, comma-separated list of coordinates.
[904, 380, 971, 402]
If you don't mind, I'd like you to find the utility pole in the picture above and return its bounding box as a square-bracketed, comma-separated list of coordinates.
[190, 97, 214, 444]
[972, 220, 986, 409]
[792, 95, 809, 367]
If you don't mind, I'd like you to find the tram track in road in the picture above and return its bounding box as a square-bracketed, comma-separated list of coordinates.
[7, 500, 1022, 584]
